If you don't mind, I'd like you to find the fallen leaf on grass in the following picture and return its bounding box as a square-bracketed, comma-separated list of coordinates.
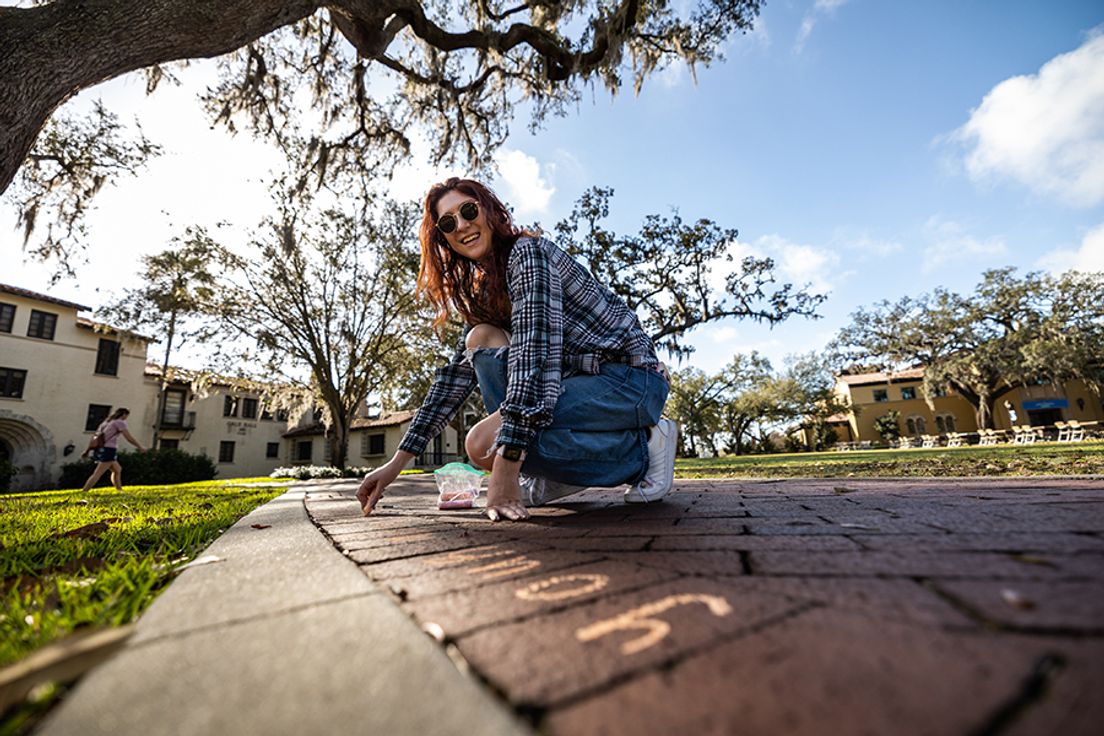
[175, 555, 225, 571]
[0, 625, 134, 714]
[59, 522, 110, 540]
[250, 524, 272, 530]
[1001, 589, 1037, 610]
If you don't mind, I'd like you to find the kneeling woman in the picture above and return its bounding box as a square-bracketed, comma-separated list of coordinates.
[357, 178, 676, 521]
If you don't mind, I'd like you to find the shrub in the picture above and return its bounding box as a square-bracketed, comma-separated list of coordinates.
[270, 465, 342, 480]
[0, 458, 16, 492]
[873, 410, 902, 443]
[58, 448, 218, 489]
[270, 465, 429, 480]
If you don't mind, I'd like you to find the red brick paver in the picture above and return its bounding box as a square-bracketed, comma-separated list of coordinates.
[306, 476, 1104, 735]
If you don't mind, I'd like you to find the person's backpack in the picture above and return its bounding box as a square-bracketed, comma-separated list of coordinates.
[88, 425, 107, 449]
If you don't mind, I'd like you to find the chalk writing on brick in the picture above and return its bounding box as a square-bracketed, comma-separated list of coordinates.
[426, 546, 516, 567]
[575, 594, 733, 655]
[469, 555, 541, 580]
[515, 573, 610, 602]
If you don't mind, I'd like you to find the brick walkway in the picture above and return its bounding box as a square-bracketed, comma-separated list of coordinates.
[305, 476, 1104, 736]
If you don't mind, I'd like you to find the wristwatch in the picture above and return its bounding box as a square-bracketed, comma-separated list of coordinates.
[496, 444, 526, 462]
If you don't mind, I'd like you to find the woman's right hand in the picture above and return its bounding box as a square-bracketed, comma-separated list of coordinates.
[356, 460, 403, 516]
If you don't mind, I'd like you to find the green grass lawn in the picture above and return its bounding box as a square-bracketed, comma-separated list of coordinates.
[0, 479, 286, 670]
[675, 440, 1104, 478]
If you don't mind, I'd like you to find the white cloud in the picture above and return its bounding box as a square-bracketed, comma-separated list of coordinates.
[493, 148, 556, 215]
[834, 230, 905, 257]
[795, 17, 816, 53]
[721, 234, 841, 295]
[921, 216, 1008, 273]
[795, 0, 850, 53]
[1036, 223, 1104, 274]
[747, 16, 771, 49]
[387, 131, 460, 204]
[951, 31, 1104, 207]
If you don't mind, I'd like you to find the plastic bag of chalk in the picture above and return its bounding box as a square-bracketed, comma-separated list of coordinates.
[433, 462, 485, 509]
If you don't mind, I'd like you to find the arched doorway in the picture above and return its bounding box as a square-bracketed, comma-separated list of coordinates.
[0, 411, 56, 492]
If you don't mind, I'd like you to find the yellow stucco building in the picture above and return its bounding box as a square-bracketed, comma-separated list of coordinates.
[1, 284, 458, 491]
[825, 367, 1104, 445]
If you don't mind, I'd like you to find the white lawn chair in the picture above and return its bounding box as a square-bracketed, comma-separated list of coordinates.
[1055, 421, 1070, 442]
[1068, 421, 1085, 442]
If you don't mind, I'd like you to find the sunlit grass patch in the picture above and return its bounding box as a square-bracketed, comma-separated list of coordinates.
[0, 480, 285, 670]
[675, 440, 1104, 478]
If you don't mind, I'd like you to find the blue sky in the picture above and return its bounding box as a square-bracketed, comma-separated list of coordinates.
[4, 0, 1103, 377]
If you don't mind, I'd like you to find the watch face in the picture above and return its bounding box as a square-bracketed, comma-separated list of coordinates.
[501, 445, 523, 461]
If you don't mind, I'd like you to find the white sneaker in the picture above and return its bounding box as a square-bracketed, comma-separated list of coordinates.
[624, 418, 677, 503]
[519, 475, 588, 507]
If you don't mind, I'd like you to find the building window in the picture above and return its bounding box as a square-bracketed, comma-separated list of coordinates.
[275, 409, 289, 422]
[296, 440, 313, 462]
[362, 432, 386, 456]
[0, 303, 14, 333]
[219, 441, 236, 463]
[905, 416, 927, 436]
[27, 310, 58, 340]
[0, 368, 27, 399]
[223, 396, 239, 417]
[266, 442, 280, 458]
[873, 389, 888, 403]
[160, 439, 179, 450]
[900, 387, 917, 401]
[242, 397, 258, 420]
[935, 414, 956, 433]
[260, 406, 273, 421]
[94, 338, 121, 376]
[85, 404, 111, 431]
[161, 389, 187, 426]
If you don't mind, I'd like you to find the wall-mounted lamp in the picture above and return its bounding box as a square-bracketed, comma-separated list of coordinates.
[1077, 398, 1086, 412]
[63, 442, 76, 456]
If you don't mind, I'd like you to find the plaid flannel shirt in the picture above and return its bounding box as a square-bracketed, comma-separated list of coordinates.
[398, 236, 659, 456]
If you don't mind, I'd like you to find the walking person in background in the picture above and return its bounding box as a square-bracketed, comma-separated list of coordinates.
[357, 177, 676, 522]
[81, 408, 145, 491]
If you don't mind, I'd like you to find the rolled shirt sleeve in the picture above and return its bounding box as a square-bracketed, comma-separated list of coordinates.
[398, 335, 478, 456]
[496, 238, 563, 449]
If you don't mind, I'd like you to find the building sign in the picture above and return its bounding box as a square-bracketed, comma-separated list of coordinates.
[1022, 399, 1069, 410]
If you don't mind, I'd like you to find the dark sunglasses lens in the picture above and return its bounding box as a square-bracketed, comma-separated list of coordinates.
[460, 201, 479, 222]
[437, 214, 458, 234]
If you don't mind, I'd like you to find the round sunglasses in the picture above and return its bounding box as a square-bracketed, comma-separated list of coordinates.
[436, 201, 479, 234]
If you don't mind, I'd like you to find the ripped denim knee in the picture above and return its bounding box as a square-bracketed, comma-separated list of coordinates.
[467, 346, 510, 414]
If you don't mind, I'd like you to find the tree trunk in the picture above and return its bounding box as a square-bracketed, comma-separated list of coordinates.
[451, 412, 467, 462]
[331, 415, 348, 469]
[152, 309, 177, 450]
[0, 0, 321, 194]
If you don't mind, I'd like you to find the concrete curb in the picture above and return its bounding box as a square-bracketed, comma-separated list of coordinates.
[38, 483, 531, 736]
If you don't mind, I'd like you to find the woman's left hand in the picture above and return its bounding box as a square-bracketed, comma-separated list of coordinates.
[485, 462, 529, 522]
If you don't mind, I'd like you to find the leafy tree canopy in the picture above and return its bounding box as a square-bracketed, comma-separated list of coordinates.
[1, 0, 763, 273]
[831, 267, 1104, 428]
[553, 186, 826, 358]
[206, 192, 423, 468]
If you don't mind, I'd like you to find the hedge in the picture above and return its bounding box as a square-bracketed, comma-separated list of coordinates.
[57, 448, 218, 489]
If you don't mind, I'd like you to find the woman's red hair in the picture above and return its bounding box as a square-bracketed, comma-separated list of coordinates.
[417, 178, 529, 333]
